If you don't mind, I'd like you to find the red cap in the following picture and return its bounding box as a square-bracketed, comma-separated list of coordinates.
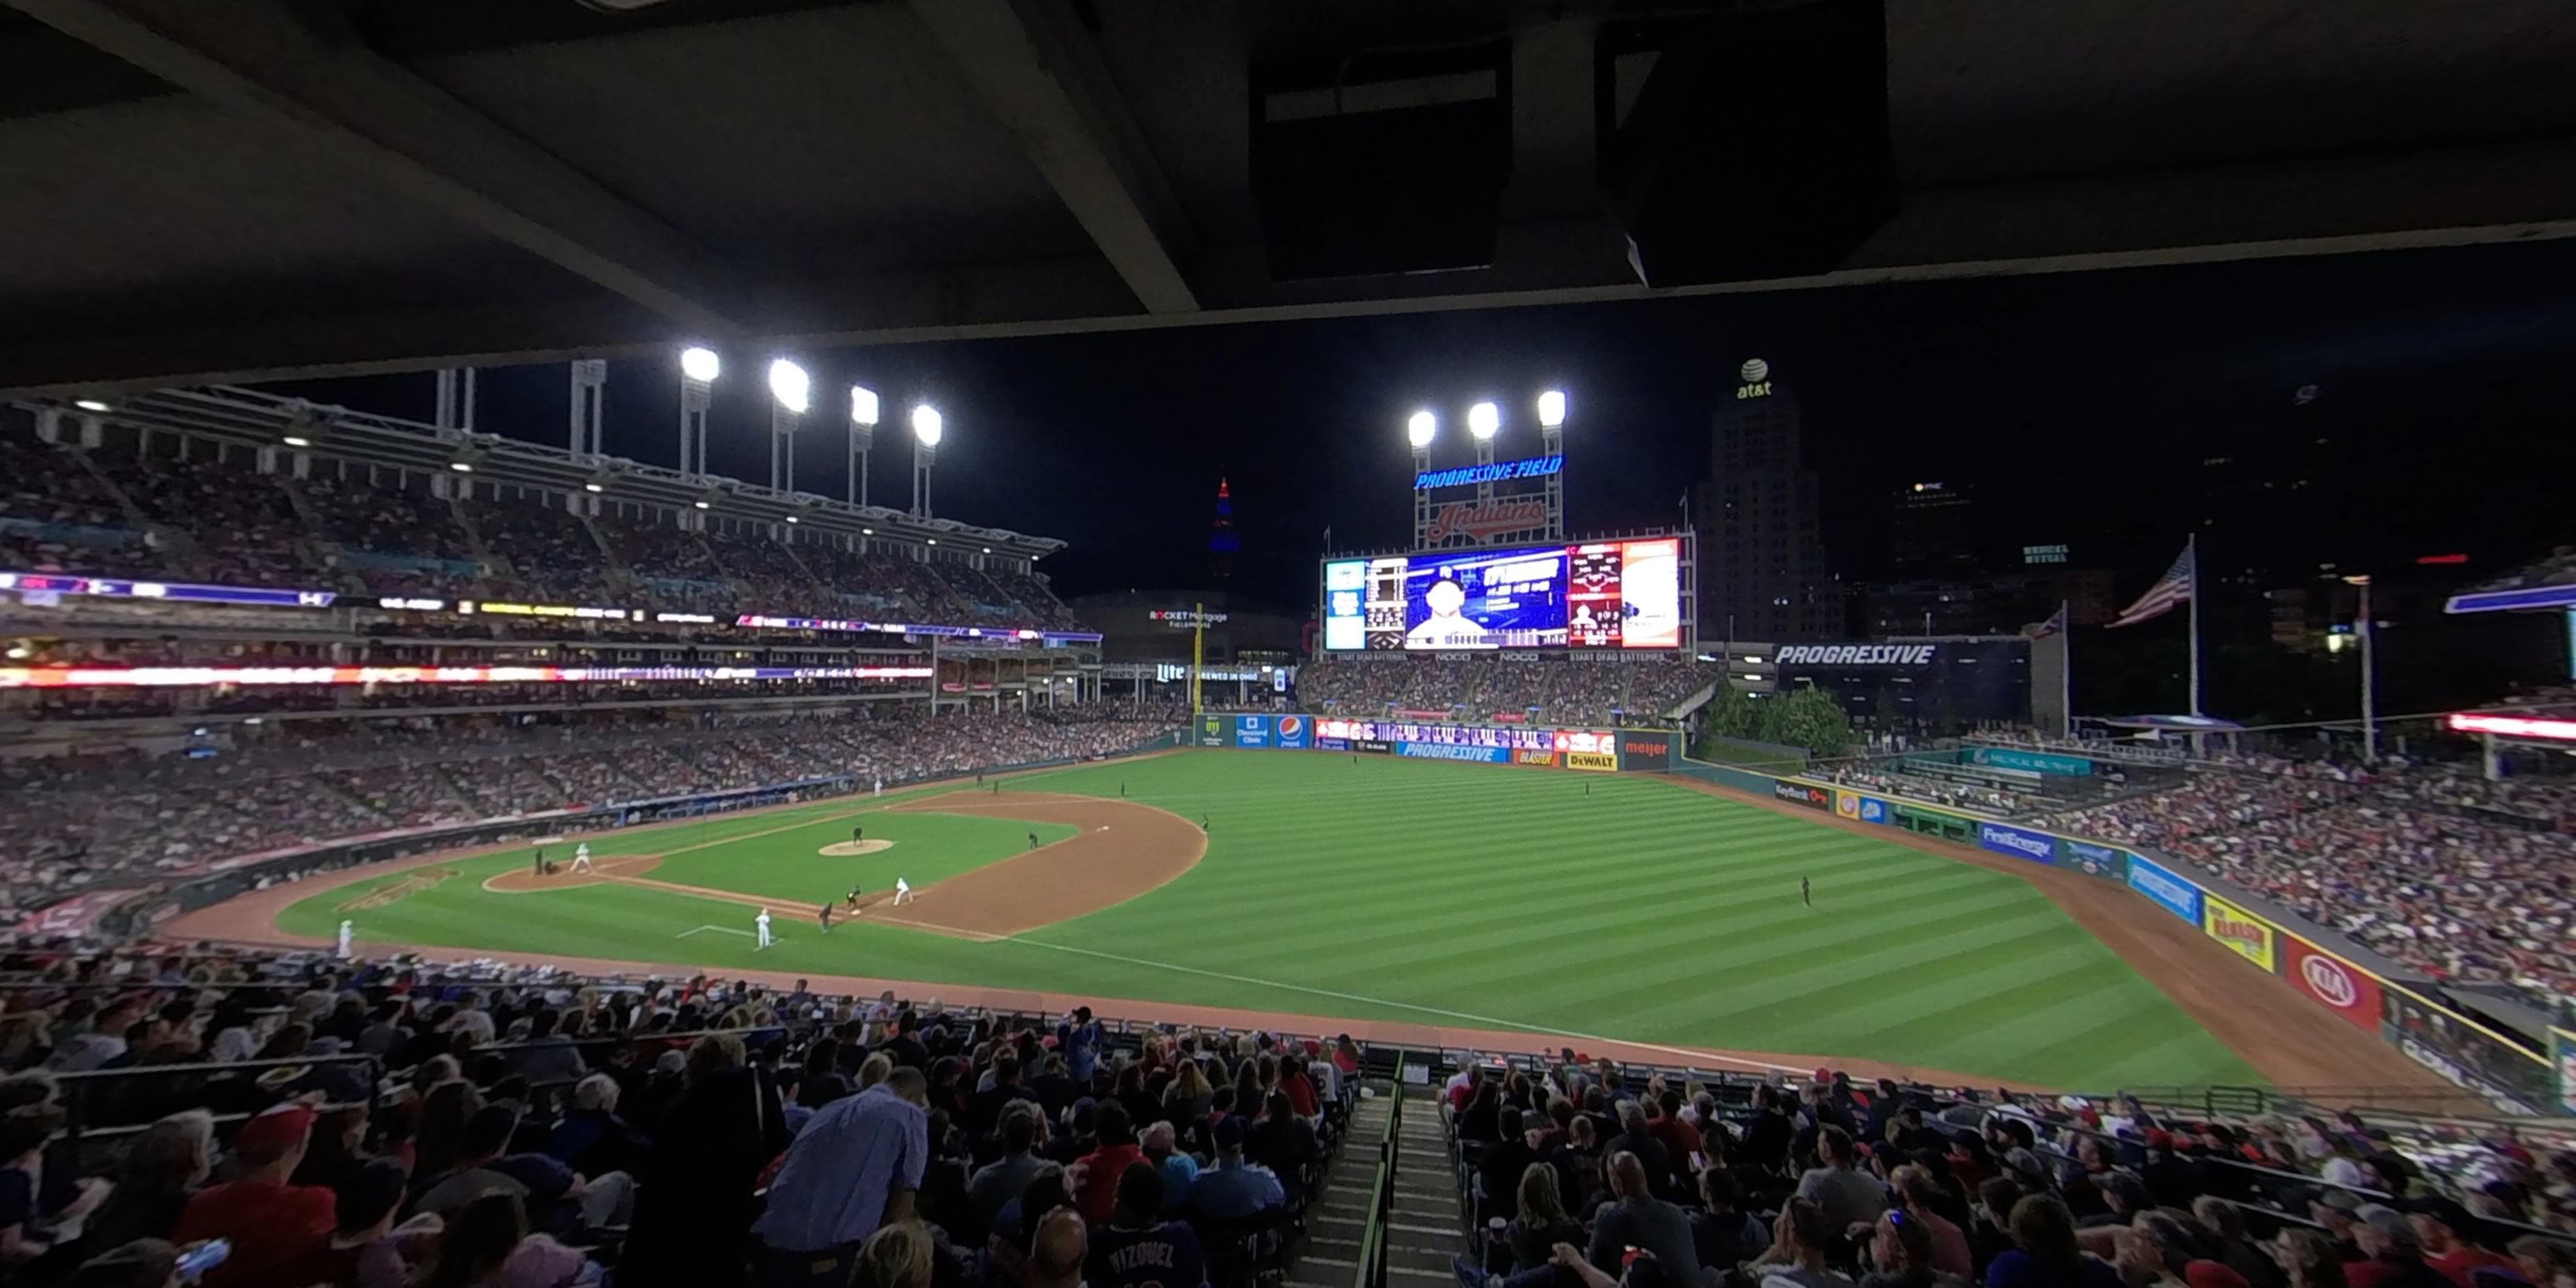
[236, 1105, 315, 1155]
[2185, 1262, 2250, 1288]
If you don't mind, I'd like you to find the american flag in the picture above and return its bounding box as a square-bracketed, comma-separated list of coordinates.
[2024, 603, 2067, 639]
[2109, 543, 2195, 628]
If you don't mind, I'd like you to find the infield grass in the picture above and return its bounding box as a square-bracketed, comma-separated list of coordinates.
[278, 751, 2257, 1089]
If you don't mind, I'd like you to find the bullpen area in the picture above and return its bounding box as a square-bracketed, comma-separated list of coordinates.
[186, 750, 2274, 1091]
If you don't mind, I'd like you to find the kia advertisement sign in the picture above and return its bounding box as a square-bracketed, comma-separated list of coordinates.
[2285, 935, 2381, 1030]
[1774, 781, 1832, 810]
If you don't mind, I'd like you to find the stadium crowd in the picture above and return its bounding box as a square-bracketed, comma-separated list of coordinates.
[0, 422, 1085, 633]
[1442, 1058, 2576, 1288]
[1300, 657, 1718, 726]
[0, 943, 1357, 1288]
[2048, 757, 2576, 999]
[0, 706, 1179, 927]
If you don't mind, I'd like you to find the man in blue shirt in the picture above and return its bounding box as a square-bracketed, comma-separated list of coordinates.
[754, 1067, 930, 1286]
[1090, 1161, 1208, 1288]
[1062, 1008, 1102, 1084]
[1191, 1119, 1285, 1222]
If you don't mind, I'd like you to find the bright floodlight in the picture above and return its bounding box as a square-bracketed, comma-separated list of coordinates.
[680, 347, 720, 384]
[1536, 390, 1567, 428]
[1406, 411, 1436, 449]
[768, 359, 810, 413]
[910, 404, 944, 446]
[1468, 401, 1500, 441]
[73, 398, 113, 413]
[850, 385, 880, 425]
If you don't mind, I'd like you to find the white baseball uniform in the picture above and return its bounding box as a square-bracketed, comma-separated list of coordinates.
[893, 878, 913, 905]
[337, 919, 353, 958]
[873, 777, 883, 797]
[570, 842, 592, 873]
[755, 909, 774, 947]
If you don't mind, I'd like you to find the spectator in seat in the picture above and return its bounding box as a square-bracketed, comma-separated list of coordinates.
[80, 1111, 213, 1253]
[1190, 1119, 1283, 1222]
[171, 1103, 336, 1288]
[1480, 1108, 1541, 1220]
[1588, 1152, 1705, 1287]
[1246, 1091, 1319, 1201]
[416, 1104, 622, 1233]
[2273, 1230, 2348, 1288]
[62, 1238, 180, 1288]
[1507, 1163, 1588, 1274]
[1086, 1162, 1206, 1288]
[1799, 1125, 1890, 1235]
[1607, 1102, 1679, 1198]
[545, 1074, 647, 1182]
[970, 1055, 1027, 1140]
[284, 1158, 421, 1288]
[1890, 1166, 1974, 1279]
[1030, 1208, 1090, 1288]
[1985, 1195, 2119, 1288]
[1141, 1120, 1197, 1218]
[1970, 1180, 2023, 1276]
[419, 1190, 591, 1288]
[2346, 1205, 2454, 1288]
[1863, 1208, 1965, 1288]
[2408, 1197, 2517, 1287]
[972, 1102, 1050, 1231]
[2079, 1173, 2151, 1230]
[2188, 1197, 2281, 1288]
[1075, 1100, 1145, 1225]
[754, 1064, 929, 1287]
[625, 1033, 787, 1288]
[850, 1221, 935, 1288]
[1748, 1196, 1856, 1288]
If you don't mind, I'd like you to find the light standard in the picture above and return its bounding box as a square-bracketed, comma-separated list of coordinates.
[1536, 389, 1567, 539]
[909, 404, 943, 518]
[1407, 409, 1436, 543]
[2345, 573, 2378, 760]
[678, 347, 719, 478]
[1467, 400, 1501, 505]
[848, 385, 880, 508]
[767, 358, 809, 494]
[569, 358, 606, 457]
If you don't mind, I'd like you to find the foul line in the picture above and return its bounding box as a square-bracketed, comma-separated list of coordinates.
[678, 924, 755, 939]
[1001, 938, 1796, 1076]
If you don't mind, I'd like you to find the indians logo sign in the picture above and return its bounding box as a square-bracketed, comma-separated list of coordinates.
[1424, 497, 1549, 543]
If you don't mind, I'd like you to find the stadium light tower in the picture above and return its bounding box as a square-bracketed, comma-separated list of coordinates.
[768, 358, 809, 494]
[1537, 389, 1567, 538]
[569, 359, 607, 458]
[909, 403, 943, 518]
[848, 385, 880, 508]
[1407, 410, 1437, 541]
[1467, 400, 1501, 503]
[677, 347, 719, 478]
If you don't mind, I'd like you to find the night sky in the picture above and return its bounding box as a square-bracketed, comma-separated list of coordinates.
[270, 237, 2576, 609]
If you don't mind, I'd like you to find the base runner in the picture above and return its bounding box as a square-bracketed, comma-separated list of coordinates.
[892, 877, 914, 905]
[569, 842, 593, 874]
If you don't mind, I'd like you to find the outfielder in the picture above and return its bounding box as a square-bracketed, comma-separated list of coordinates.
[892, 877, 914, 905]
[569, 841, 593, 874]
[337, 919, 353, 959]
[755, 908, 774, 948]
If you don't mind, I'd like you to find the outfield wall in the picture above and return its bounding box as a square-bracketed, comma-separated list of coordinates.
[1670, 758, 2562, 1115]
[1191, 712, 1677, 772]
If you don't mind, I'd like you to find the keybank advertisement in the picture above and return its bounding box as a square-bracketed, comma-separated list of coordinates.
[1396, 741, 1509, 763]
[1233, 715, 1272, 748]
[1977, 820, 2057, 864]
[1273, 714, 1310, 750]
[1968, 747, 2094, 777]
[2125, 854, 2202, 924]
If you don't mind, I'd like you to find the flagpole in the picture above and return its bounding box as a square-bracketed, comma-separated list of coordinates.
[2185, 531, 2203, 719]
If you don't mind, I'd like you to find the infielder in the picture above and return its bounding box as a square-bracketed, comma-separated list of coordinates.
[337, 919, 353, 959]
[892, 877, 914, 905]
[569, 841, 593, 874]
[755, 908, 774, 948]
[818, 903, 835, 935]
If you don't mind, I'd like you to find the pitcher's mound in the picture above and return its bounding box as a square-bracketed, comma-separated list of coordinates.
[817, 840, 896, 858]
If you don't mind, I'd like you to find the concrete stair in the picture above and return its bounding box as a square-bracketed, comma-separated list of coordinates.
[1289, 1090, 1463, 1288]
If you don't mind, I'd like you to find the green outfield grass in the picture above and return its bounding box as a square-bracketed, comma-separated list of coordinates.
[277, 752, 2256, 1089]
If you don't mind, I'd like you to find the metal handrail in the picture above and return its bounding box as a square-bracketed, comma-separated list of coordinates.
[1353, 1068, 1404, 1288]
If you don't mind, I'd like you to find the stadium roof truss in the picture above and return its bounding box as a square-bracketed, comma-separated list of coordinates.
[1, 0, 2573, 393]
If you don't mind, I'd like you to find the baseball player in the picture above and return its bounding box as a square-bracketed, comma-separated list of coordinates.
[755, 908, 774, 948]
[872, 776, 882, 797]
[569, 842, 593, 874]
[852, 824, 864, 846]
[892, 877, 914, 905]
[1802, 876, 1812, 908]
[819, 903, 835, 935]
[1027, 831, 1041, 852]
[847, 884, 864, 910]
[337, 919, 353, 959]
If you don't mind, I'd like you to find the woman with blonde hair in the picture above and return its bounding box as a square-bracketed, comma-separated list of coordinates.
[1505, 1163, 1584, 1272]
[852, 1220, 936, 1288]
[83, 1111, 214, 1249]
[1165, 1060, 1213, 1124]
[858, 1052, 895, 1090]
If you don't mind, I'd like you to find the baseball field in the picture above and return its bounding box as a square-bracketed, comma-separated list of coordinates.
[164, 748, 2397, 1091]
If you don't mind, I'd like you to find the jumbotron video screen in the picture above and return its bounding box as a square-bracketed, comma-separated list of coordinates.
[1320, 537, 1679, 651]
